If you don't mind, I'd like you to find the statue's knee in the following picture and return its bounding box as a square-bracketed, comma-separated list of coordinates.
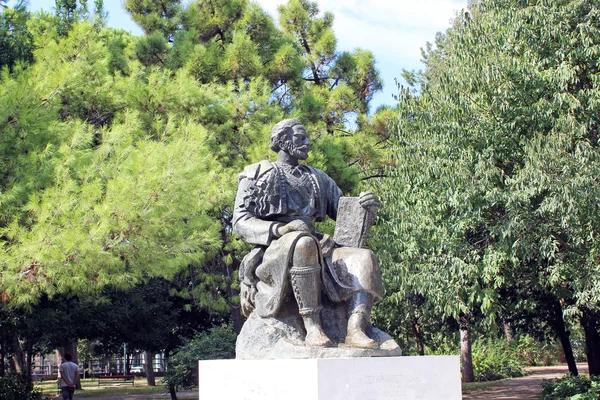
[354, 248, 376, 266]
[293, 236, 319, 265]
[295, 236, 318, 253]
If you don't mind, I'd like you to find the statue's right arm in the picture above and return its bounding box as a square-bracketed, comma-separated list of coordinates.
[232, 176, 281, 246]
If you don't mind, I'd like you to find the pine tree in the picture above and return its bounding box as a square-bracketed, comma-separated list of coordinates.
[277, 0, 382, 124]
[124, 0, 181, 40]
[0, 22, 227, 306]
[0, 0, 34, 69]
[0, 1, 392, 349]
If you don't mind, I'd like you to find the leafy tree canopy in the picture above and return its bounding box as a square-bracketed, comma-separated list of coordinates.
[374, 0, 600, 331]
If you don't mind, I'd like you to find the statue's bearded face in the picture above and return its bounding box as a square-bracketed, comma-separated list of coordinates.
[281, 125, 310, 160]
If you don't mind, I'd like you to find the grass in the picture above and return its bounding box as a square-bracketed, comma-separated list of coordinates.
[462, 379, 505, 393]
[34, 377, 198, 399]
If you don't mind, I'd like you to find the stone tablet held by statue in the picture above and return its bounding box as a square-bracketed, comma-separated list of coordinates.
[333, 197, 375, 248]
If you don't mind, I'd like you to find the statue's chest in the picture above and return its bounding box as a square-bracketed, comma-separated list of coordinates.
[286, 176, 317, 216]
[277, 166, 320, 217]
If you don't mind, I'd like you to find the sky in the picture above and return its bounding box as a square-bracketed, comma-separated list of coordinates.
[18, 0, 469, 110]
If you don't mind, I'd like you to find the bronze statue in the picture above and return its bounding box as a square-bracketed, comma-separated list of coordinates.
[233, 119, 390, 354]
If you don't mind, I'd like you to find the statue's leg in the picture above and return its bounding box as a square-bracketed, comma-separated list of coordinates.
[345, 293, 379, 349]
[330, 247, 380, 349]
[290, 236, 334, 347]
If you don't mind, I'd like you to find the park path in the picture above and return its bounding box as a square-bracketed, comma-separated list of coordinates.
[48, 390, 198, 400]
[85, 391, 196, 400]
[463, 363, 589, 400]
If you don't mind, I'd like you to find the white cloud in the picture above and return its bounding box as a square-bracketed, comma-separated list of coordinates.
[321, 0, 463, 28]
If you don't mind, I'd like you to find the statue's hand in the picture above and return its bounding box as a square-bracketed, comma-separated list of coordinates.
[359, 191, 380, 213]
[276, 219, 312, 236]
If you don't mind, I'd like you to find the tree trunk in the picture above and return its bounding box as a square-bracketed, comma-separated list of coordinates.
[0, 336, 6, 377]
[125, 353, 131, 376]
[145, 351, 156, 386]
[581, 308, 600, 376]
[503, 321, 513, 343]
[9, 335, 24, 374]
[218, 220, 244, 334]
[460, 315, 474, 383]
[411, 317, 425, 356]
[224, 260, 244, 334]
[25, 341, 33, 376]
[548, 298, 578, 376]
[555, 326, 578, 376]
[58, 342, 78, 364]
[169, 383, 178, 400]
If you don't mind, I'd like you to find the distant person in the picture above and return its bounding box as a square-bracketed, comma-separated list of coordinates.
[59, 353, 79, 400]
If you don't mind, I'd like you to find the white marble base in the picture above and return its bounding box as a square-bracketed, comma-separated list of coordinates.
[198, 356, 461, 400]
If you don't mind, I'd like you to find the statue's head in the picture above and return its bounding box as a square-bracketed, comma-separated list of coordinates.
[270, 119, 310, 160]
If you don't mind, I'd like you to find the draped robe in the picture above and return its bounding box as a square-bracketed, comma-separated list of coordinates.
[233, 160, 383, 318]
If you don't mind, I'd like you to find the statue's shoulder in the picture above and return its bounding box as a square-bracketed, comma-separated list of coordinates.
[238, 160, 274, 182]
[306, 165, 326, 176]
[306, 165, 334, 182]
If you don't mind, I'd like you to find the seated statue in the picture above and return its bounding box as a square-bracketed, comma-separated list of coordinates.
[233, 119, 397, 355]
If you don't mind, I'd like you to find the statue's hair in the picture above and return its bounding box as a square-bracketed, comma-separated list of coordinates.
[270, 119, 303, 152]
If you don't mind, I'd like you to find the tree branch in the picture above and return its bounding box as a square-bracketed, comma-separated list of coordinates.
[361, 173, 388, 181]
[303, 76, 329, 82]
[300, 35, 322, 85]
[551, 231, 569, 251]
[330, 77, 340, 90]
[271, 81, 286, 94]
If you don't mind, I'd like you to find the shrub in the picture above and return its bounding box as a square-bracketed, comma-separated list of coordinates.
[163, 325, 236, 391]
[515, 335, 557, 366]
[541, 375, 600, 400]
[0, 374, 42, 400]
[471, 338, 524, 381]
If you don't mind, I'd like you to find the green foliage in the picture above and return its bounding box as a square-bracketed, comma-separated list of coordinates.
[0, 0, 388, 328]
[373, 0, 600, 348]
[277, 0, 382, 127]
[124, 0, 181, 39]
[55, 0, 94, 35]
[0, 374, 42, 400]
[0, 21, 229, 305]
[163, 325, 236, 390]
[514, 335, 556, 366]
[471, 338, 524, 381]
[541, 375, 600, 400]
[371, 291, 457, 356]
[135, 31, 168, 66]
[0, 0, 34, 69]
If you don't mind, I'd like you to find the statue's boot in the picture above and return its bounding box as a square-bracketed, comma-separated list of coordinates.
[303, 313, 335, 347]
[290, 265, 335, 348]
[345, 292, 378, 349]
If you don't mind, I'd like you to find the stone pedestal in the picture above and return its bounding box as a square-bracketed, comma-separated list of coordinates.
[198, 356, 461, 400]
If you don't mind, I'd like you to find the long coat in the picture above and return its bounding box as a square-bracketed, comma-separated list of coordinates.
[232, 160, 382, 318]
